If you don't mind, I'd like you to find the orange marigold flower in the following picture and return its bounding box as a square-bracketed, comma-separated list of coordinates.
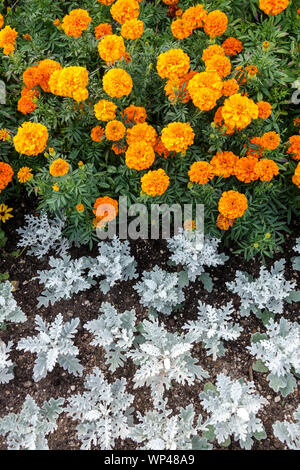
[125, 141, 155, 170]
[49, 158, 70, 177]
[98, 0, 115, 4]
[154, 137, 170, 158]
[161, 122, 194, 154]
[235, 156, 259, 183]
[245, 65, 258, 77]
[53, 19, 60, 27]
[61, 9, 92, 38]
[141, 168, 170, 196]
[188, 161, 214, 184]
[210, 151, 239, 178]
[0, 25, 18, 55]
[23, 65, 40, 89]
[293, 117, 300, 127]
[213, 106, 235, 135]
[98, 34, 126, 63]
[260, 131, 280, 150]
[222, 94, 259, 130]
[103, 68, 133, 98]
[171, 18, 193, 39]
[94, 99, 117, 121]
[205, 54, 232, 78]
[93, 196, 118, 223]
[17, 167, 33, 183]
[188, 71, 223, 97]
[218, 190, 248, 219]
[163, 0, 179, 5]
[105, 120, 126, 141]
[91, 126, 105, 142]
[222, 37, 243, 56]
[121, 18, 144, 39]
[0, 14, 3, 29]
[76, 203, 84, 212]
[110, 0, 140, 25]
[254, 158, 279, 181]
[216, 213, 235, 230]
[190, 86, 220, 111]
[122, 105, 147, 124]
[287, 135, 300, 160]
[112, 143, 127, 154]
[49, 66, 89, 102]
[292, 162, 300, 188]
[13, 122, 48, 156]
[126, 122, 157, 146]
[0, 162, 14, 192]
[182, 5, 208, 29]
[222, 78, 239, 97]
[203, 10, 228, 38]
[257, 101, 272, 119]
[17, 96, 37, 115]
[202, 44, 225, 63]
[94, 23, 113, 39]
[156, 48, 190, 80]
[23, 34, 31, 41]
[21, 87, 39, 99]
[259, 0, 289, 15]
[37, 59, 62, 92]
[0, 128, 10, 141]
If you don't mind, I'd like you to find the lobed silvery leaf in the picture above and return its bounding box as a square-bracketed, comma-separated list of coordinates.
[0, 281, 27, 326]
[273, 406, 300, 450]
[0, 340, 15, 384]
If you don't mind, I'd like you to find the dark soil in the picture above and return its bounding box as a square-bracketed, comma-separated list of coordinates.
[0, 194, 299, 450]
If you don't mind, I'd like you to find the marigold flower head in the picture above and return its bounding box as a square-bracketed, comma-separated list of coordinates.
[213, 106, 235, 135]
[154, 137, 170, 158]
[122, 105, 147, 124]
[257, 101, 272, 119]
[190, 86, 220, 111]
[203, 10, 228, 38]
[254, 158, 279, 181]
[37, 59, 62, 92]
[91, 126, 105, 142]
[171, 18, 193, 39]
[49, 158, 70, 177]
[49, 66, 89, 102]
[94, 99, 117, 121]
[23, 34, 31, 41]
[103, 68, 133, 98]
[182, 5, 208, 29]
[222, 94, 259, 130]
[156, 48, 190, 80]
[218, 190, 248, 219]
[202, 44, 225, 63]
[216, 213, 235, 230]
[23, 65, 40, 89]
[188, 161, 214, 184]
[161, 122, 194, 154]
[98, 34, 126, 63]
[245, 65, 258, 79]
[222, 78, 239, 97]
[17, 95, 37, 115]
[0, 14, 3, 29]
[188, 71, 223, 96]
[262, 41, 270, 50]
[259, 0, 289, 15]
[13, 122, 48, 156]
[53, 19, 60, 27]
[163, 0, 179, 5]
[141, 168, 170, 196]
[93, 196, 118, 223]
[292, 162, 300, 188]
[210, 151, 239, 178]
[52, 183, 59, 191]
[0, 128, 10, 141]
[17, 167, 33, 183]
[0, 204, 13, 223]
[121, 18, 144, 39]
[222, 37, 243, 56]
[110, 0, 140, 25]
[76, 203, 84, 212]
[61, 9, 92, 38]
[235, 156, 259, 183]
[205, 54, 231, 78]
[293, 117, 300, 128]
[105, 120, 126, 141]
[126, 122, 157, 146]
[260, 131, 280, 150]
[0, 25, 18, 55]
[98, 0, 115, 4]
[125, 141, 155, 170]
[94, 23, 113, 39]
[287, 135, 300, 160]
[0, 162, 14, 192]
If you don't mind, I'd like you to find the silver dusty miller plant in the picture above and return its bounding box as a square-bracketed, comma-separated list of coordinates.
[128, 318, 208, 399]
[84, 302, 136, 372]
[273, 406, 300, 450]
[183, 301, 242, 360]
[16, 212, 69, 259]
[200, 374, 267, 450]
[17, 314, 83, 381]
[133, 265, 185, 315]
[0, 395, 64, 449]
[131, 398, 212, 450]
[248, 318, 300, 397]
[167, 230, 228, 287]
[292, 238, 300, 271]
[0, 340, 15, 384]
[0, 280, 27, 326]
[86, 236, 137, 294]
[65, 367, 134, 450]
[36, 255, 94, 307]
[226, 259, 297, 318]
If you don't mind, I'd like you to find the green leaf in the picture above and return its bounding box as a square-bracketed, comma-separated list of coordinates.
[198, 273, 213, 293]
[252, 360, 269, 373]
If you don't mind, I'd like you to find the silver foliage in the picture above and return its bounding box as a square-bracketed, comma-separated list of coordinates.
[0, 281, 27, 325]
[273, 406, 300, 450]
[0, 340, 15, 384]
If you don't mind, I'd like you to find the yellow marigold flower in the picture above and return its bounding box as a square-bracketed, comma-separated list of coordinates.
[210, 151, 239, 178]
[216, 213, 235, 230]
[190, 87, 220, 111]
[222, 94, 259, 130]
[141, 168, 170, 196]
[17, 167, 33, 183]
[94, 23, 113, 39]
[126, 123, 157, 146]
[254, 158, 279, 181]
[94, 99, 117, 121]
[257, 101, 272, 119]
[93, 196, 118, 223]
[262, 41, 270, 50]
[203, 10, 228, 38]
[110, 0, 140, 25]
[205, 55, 232, 78]
[0, 162, 14, 192]
[265, 232, 271, 238]
[170, 18, 193, 39]
[287, 135, 300, 160]
[0, 25, 18, 55]
[98, 34, 126, 63]
[102, 68, 133, 98]
[0, 128, 11, 141]
[292, 162, 300, 187]
[49, 158, 70, 177]
[235, 156, 259, 183]
[0, 204, 13, 223]
[188, 161, 214, 184]
[182, 5, 207, 29]
[218, 190, 248, 219]
[156, 48, 190, 80]
[17, 96, 37, 115]
[121, 19, 144, 39]
[13, 122, 48, 156]
[76, 203, 84, 212]
[78, 161, 84, 166]
[122, 105, 147, 124]
[202, 44, 225, 62]
[188, 71, 223, 100]
[260, 131, 280, 150]
[125, 141, 155, 170]
[49, 66, 89, 102]
[161, 122, 194, 154]
[105, 120, 126, 141]
[222, 78, 239, 97]
[91, 126, 105, 142]
[222, 37, 243, 56]
[61, 9, 92, 38]
[52, 183, 60, 191]
[259, 0, 289, 15]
